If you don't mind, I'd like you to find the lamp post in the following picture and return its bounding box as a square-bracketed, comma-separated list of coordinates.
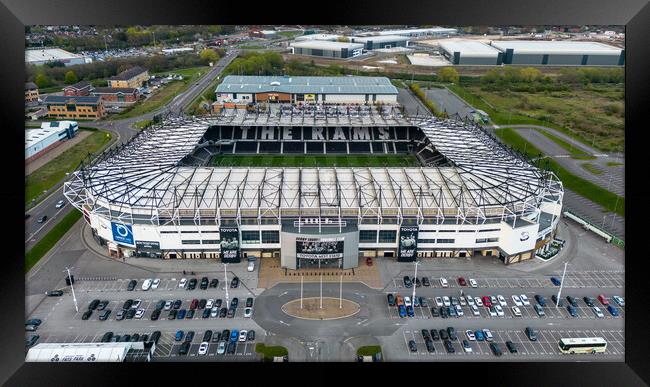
[320, 274, 323, 309]
[411, 260, 419, 309]
[339, 275, 343, 309]
[300, 275, 304, 309]
[64, 267, 78, 312]
[555, 262, 568, 308]
[224, 263, 229, 309]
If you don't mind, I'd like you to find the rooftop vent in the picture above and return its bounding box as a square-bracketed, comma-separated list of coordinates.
[270, 81, 281, 86]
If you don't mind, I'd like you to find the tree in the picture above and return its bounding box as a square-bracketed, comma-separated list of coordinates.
[438, 67, 459, 84]
[34, 73, 51, 88]
[199, 48, 219, 65]
[520, 67, 541, 82]
[336, 36, 350, 42]
[64, 70, 78, 84]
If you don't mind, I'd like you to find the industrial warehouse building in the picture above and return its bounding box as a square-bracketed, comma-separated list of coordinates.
[26, 342, 152, 362]
[215, 75, 398, 105]
[350, 35, 410, 50]
[25, 47, 92, 66]
[64, 112, 563, 267]
[25, 121, 78, 162]
[294, 34, 341, 42]
[489, 40, 625, 66]
[356, 27, 458, 38]
[439, 40, 503, 65]
[290, 40, 364, 58]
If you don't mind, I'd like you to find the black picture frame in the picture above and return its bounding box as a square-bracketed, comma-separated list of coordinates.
[2, 0, 648, 384]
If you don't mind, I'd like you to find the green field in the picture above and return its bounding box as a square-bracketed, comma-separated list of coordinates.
[581, 162, 604, 175]
[25, 210, 82, 272]
[26, 130, 114, 206]
[211, 154, 420, 168]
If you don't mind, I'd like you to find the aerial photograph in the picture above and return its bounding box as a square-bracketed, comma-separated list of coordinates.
[23, 25, 624, 362]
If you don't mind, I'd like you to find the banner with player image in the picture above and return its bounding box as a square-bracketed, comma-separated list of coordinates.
[296, 237, 344, 259]
[220, 227, 241, 263]
[397, 226, 418, 262]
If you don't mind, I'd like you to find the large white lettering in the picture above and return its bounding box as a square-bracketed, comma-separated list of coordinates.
[332, 127, 346, 140]
[352, 127, 371, 140]
[377, 127, 390, 140]
[260, 127, 275, 140]
[283, 127, 293, 140]
[240, 127, 250, 139]
[312, 127, 325, 140]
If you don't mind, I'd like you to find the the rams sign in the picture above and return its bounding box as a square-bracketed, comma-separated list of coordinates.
[111, 222, 134, 246]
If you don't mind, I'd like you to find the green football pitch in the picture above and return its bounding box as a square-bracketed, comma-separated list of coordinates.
[211, 154, 420, 168]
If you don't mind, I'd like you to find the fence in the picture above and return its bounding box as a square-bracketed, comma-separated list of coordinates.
[563, 210, 624, 248]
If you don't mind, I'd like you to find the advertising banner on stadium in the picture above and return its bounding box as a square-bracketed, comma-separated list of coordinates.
[296, 237, 344, 259]
[111, 222, 134, 246]
[135, 241, 161, 251]
[220, 227, 241, 263]
[397, 226, 418, 262]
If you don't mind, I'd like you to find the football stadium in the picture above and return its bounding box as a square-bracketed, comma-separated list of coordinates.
[64, 105, 564, 268]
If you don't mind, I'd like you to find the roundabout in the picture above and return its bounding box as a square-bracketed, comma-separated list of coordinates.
[281, 297, 360, 320]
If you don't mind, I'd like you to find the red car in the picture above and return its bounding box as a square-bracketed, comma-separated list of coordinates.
[366, 257, 373, 266]
[482, 296, 492, 307]
[457, 277, 467, 286]
[190, 299, 199, 310]
[598, 294, 609, 306]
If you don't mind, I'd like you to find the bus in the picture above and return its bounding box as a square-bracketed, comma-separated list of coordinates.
[558, 337, 607, 354]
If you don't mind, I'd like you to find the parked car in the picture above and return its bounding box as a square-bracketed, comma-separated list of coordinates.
[419, 297, 428, 307]
[46, 290, 64, 297]
[442, 296, 451, 307]
[198, 342, 209, 355]
[482, 296, 492, 307]
[434, 297, 443, 307]
[567, 305, 577, 317]
[101, 332, 114, 342]
[457, 277, 467, 286]
[474, 330, 485, 341]
[439, 306, 448, 319]
[425, 339, 435, 353]
[97, 300, 109, 311]
[550, 277, 561, 286]
[404, 296, 412, 307]
[520, 294, 530, 306]
[202, 330, 213, 342]
[612, 296, 625, 307]
[439, 329, 449, 341]
[403, 276, 412, 288]
[525, 327, 537, 341]
[230, 277, 240, 288]
[470, 304, 480, 316]
[444, 340, 455, 353]
[173, 299, 182, 309]
[455, 305, 464, 317]
[430, 307, 440, 317]
[25, 324, 38, 331]
[408, 340, 417, 352]
[592, 306, 605, 318]
[81, 310, 92, 320]
[185, 331, 195, 342]
[99, 309, 111, 321]
[583, 296, 595, 307]
[177, 309, 187, 319]
[188, 278, 198, 290]
[462, 339, 472, 353]
[494, 305, 505, 317]
[598, 294, 609, 306]
[247, 330, 255, 341]
[474, 297, 483, 307]
[200, 277, 209, 290]
[535, 295, 546, 307]
[487, 306, 497, 317]
[127, 280, 137, 291]
[506, 341, 518, 353]
[178, 278, 187, 288]
[190, 299, 199, 310]
[469, 278, 478, 288]
[406, 306, 414, 317]
[422, 277, 430, 287]
[430, 329, 440, 341]
[217, 341, 226, 355]
[566, 296, 578, 307]
[534, 304, 545, 316]
[244, 308, 252, 318]
[187, 310, 195, 319]
[199, 299, 207, 309]
[512, 295, 523, 306]
[231, 298, 239, 308]
[141, 279, 152, 291]
[210, 278, 219, 288]
[551, 295, 563, 307]
[37, 215, 47, 223]
[439, 277, 449, 288]
[497, 295, 507, 307]
[122, 299, 134, 310]
[202, 308, 210, 318]
[151, 278, 161, 289]
[116, 310, 125, 321]
[387, 294, 395, 306]
[220, 307, 228, 318]
[238, 330, 248, 342]
[448, 306, 457, 318]
[489, 342, 503, 356]
[131, 299, 142, 309]
[607, 305, 619, 316]
[511, 306, 522, 317]
[483, 329, 493, 342]
[447, 327, 457, 341]
[179, 341, 191, 355]
[226, 341, 237, 354]
[26, 335, 39, 348]
[151, 309, 161, 321]
[125, 309, 136, 319]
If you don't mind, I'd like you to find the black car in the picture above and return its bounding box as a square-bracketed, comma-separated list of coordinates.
[179, 341, 191, 355]
[155, 300, 166, 310]
[447, 327, 457, 341]
[173, 300, 182, 309]
[97, 300, 109, 311]
[150, 331, 161, 344]
[202, 308, 211, 318]
[422, 277, 430, 287]
[188, 278, 197, 290]
[215, 299, 223, 308]
[227, 308, 235, 318]
[440, 306, 448, 319]
[199, 299, 207, 309]
[408, 340, 417, 352]
[227, 341, 237, 354]
[430, 329, 440, 341]
[403, 276, 412, 288]
[247, 330, 255, 341]
[439, 329, 449, 341]
[168, 309, 177, 320]
[127, 280, 137, 291]
[120, 335, 131, 342]
[551, 295, 563, 307]
[123, 299, 134, 310]
[421, 329, 430, 340]
[246, 298, 254, 308]
[25, 213, 30, 220]
[431, 307, 440, 318]
[130, 333, 140, 342]
[230, 277, 240, 288]
[210, 278, 219, 288]
[101, 332, 114, 342]
[99, 309, 111, 321]
[566, 296, 578, 307]
[231, 298, 239, 308]
[185, 331, 195, 342]
[82, 310, 92, 320]
[200, 277, 209, 290]
[535, 295, 546, 307]
[186, 309, 195, 319]
[111, 335, 121, 342]
[46, 290, 64, 297]
[414, 277, 421, 288]
[203, 330, 213, 342]
[525, 327, 537, 341]
[425, 339, 435, 352]
[222, 330, 230, 341]
[583, 296, 595, 307]
[37, 215, 47, 223]
[489, 342, 503, 356]
[387, 293, 396, 306]
[506, 341, 518, 353]
[26, 335, 39, 348]
[219, 307, 228, 318]
[444, 339, 455, 353]
[88, 299, 100, 311]
[150, 309, 161, 321]
[140, 334, 149, 342]
[125, 309, 136, 319]
[25, 319, 42, 326]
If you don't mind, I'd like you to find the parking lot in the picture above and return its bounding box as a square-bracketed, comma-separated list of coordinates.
[399, 328, 624, 360]
[389, 270, 624, 290]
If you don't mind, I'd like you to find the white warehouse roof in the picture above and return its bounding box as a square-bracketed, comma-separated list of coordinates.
[439, 40, 501, 57]
[358, 27, 457, 36]
[25, 48, 84, 63]
[26, 342, 142, 362]
[350, 35, 410, 43]
[294, 34, 341, 42]
[489, 40, 623, 55]
[291, 40, 364, 50]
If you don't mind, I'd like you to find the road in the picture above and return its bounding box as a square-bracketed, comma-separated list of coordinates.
[24, 50, 239, 251]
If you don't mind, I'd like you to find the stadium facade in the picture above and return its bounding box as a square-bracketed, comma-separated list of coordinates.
[64, 111, 563, 267]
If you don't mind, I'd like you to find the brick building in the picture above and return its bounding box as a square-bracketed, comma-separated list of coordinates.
[43, 95, 105, 119]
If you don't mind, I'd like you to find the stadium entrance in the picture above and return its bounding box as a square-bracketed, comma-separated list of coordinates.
[297, 257, 342, 269]
[295, 237, 344, 269]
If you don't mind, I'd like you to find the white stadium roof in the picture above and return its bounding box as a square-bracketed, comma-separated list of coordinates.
[439, 40, 501, 57]
[64, 114, 562, 225]
[489, 40, 623, 55]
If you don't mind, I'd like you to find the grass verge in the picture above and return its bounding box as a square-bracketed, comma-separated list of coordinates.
[357, 345, 382, 356]
[581, 162, 604, 175]
[133, 119, 153, 130]
[495, 127, 624, 217]
[606, 161, 624, 167]
[25, 210, 82, 272]
[255, 343, 288, 361]
[26, 130, 114, 206]
[409, 83, 447, 118]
